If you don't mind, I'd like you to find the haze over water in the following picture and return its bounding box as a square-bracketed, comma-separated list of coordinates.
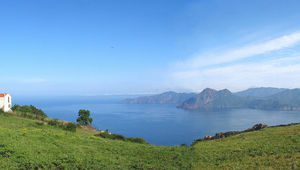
[15, 96, 300, 146]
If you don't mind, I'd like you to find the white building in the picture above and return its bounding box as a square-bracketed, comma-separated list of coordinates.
[0, 93, 12, 112]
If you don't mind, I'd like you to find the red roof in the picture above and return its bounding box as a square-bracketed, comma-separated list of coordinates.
[0, 93, 8, 97]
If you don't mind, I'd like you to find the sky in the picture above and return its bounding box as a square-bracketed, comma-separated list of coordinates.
[1, 0, 300, 96]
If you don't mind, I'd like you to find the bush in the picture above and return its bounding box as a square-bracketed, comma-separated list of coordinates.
[63, 123, 77, 132]
[97, 132, 125, 141]
[11, 104, 47, 120]
[112, 134, 126, 141]
[127, 137, 147, 144]
[35, 122, 44, 126]
[97, 132, 125, 140]
[97, 132, 109, 138]
[48, 119, 60, 126]
[48, 119, 77, 132]
[96, 132, 147, 144]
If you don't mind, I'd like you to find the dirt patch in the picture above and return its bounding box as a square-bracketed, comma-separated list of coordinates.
[81, 125, 96, 132]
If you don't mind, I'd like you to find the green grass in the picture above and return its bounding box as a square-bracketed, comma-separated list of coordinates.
[0, 113, 299, 169]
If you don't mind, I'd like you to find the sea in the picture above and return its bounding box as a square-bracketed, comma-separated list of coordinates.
[14, 95, 300, 146]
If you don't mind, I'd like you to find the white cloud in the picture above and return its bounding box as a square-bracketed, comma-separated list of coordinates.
[176, 32, 300, 69]
[171, 57, 300, 91]
[169, 32, 300, 92]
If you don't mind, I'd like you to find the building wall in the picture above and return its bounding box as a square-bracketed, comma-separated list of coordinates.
[0, 94, 12, 112]
[0, 97, 4, 109]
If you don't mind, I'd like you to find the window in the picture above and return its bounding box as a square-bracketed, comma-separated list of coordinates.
[8, 97, 10, 103]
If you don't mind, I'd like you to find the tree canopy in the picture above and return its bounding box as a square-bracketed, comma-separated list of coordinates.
[76, 109, 93, 125]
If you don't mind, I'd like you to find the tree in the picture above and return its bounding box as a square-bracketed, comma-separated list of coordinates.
[76, 109, 93, 125]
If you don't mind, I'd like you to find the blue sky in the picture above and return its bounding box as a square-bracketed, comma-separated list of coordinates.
[1, 0, 300, 95]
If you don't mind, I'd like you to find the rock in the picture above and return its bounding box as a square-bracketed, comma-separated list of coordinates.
[204, 136, 213, 140]
[245, 123, 268, 132]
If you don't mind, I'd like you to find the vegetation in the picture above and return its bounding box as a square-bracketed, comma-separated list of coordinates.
[48, 119, 77, 132]
[192, 123, 270, 144]
[48, 118, 61, 126]
[0, 112, 299, 169]
[9, 105, 78, 132]
[63, 122, 77, 132]
[76, 109, 93, 125]
[96, 132, 148, 144]
[11, 104, 48, 120]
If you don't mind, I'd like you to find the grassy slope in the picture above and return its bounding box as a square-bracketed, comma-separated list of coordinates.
[0, 114, 299, 169]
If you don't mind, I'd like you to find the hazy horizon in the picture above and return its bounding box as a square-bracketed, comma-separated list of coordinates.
[1, 0, 300, 96]
[8, 86, 296, 98]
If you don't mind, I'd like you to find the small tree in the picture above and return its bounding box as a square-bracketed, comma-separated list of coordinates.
[76, 109, 93, 125]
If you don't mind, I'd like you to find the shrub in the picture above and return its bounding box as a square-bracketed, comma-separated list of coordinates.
[112, 134, 126, 141]
[64, 122, 77, 132]
[96, 132, 147, 144]
[11, 104, 47, 120]
[97, 132, 125, 141]
[127, 137, 147, 144]
[35, 122, 44, 126]
[48, 119, 60, 126]
[48, 119, 77, 132]
[97, 132, 110, 138]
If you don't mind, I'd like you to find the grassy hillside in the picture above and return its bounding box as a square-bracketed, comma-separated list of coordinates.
[0, 113, 299, 169]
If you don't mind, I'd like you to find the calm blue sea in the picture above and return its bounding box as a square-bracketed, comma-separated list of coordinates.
[14, 95, 300, 146]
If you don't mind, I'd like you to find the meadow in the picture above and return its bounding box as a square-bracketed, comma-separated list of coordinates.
[0, 112, 299, 169]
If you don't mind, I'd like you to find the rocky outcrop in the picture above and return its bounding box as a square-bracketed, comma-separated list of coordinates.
[192, 123, 270, 145]
[177, 88, 246, 111]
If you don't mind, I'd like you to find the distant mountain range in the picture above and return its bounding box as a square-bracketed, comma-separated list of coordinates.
[247, 88, 300, 110]
[119, 87, 300, 111]
[234, 87, 287, 97]
[119, 91, 196, 104]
